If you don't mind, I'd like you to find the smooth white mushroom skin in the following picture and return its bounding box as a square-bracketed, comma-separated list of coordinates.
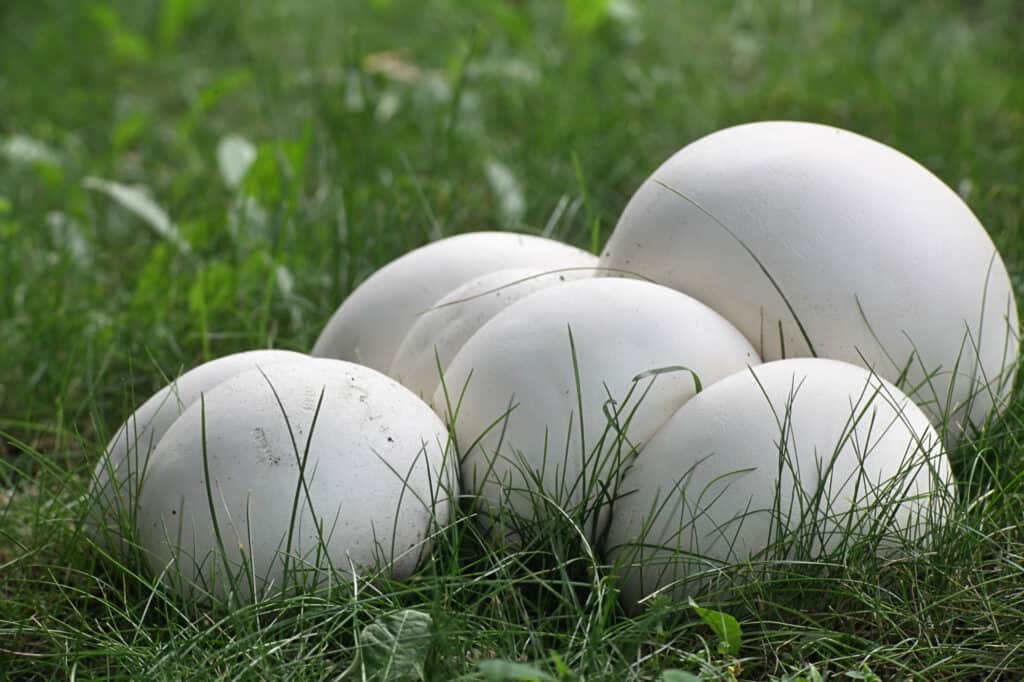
[312, 231, 597, 372]
[605, 358, 954, 612]
[89, 349, 309, 549]
[389, 263, 596, 399]
[136, 359, 454, 602]
[434, 278, 760, 544]
[600, 120, 1019, 441]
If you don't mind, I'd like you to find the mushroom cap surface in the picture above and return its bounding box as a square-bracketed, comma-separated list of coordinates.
[312, 231, 596, 372]
[606, 357, 953, 611]
[136, 358, 453, 602]
[436, 277, 760, 544]
[600, 120, 1019, 441]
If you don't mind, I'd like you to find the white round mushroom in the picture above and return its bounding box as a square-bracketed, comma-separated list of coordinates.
[605, 358, 954, 612]
[312, 231, 596, 372]
[600, 121, 1019, 441]
[434, 278, 760, 544]
[89, 349, 309, 550]
[135, 359, 454, 603]
[389, 264, 596, 399]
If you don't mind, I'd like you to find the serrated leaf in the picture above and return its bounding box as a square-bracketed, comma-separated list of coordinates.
[689, 597, 742, 657]
[360, 609, 433, 681]
[659, 671, 701, 682]
[217, 134, 257, 189]
[478, 660, 556, 681]
[83, 176, 191, 255]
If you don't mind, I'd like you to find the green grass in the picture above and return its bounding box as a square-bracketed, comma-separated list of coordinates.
[2, 0, 1023, 678]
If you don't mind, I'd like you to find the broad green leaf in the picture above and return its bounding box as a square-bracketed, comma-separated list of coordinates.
[689, 597, 742, 657]
[478, 660, 555, 681]
[360, 609, 433, 681]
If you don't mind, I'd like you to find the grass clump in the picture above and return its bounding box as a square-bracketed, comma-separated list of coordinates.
[2, 0, 1024, 679]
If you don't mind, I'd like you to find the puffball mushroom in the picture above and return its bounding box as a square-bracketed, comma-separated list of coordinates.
[136, 359, 454, 603]
[435, 278, 760, 544]
[312, 231, 596, 372]
[605, 358, 953, 612]
[89, 349, 308, 549]
[600, 120, 1019, 441]
[389, 263, 596, 399]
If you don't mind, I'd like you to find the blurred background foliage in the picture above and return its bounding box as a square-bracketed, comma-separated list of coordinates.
[2, 0, 1022, 484]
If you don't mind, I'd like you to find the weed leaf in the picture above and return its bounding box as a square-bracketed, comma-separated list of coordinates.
[360, 608, 433, 681]
[689, 597, 741, 657]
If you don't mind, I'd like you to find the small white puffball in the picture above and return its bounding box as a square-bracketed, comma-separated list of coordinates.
[312, 231, 596, 372]
[389, 264, 596, 399]
[135, 359, 454, 603]
[605, 358, 954, 612]
[89, 349, 309, 549]
[434, 278, 760, 544]
[600, 120, 1019, 441]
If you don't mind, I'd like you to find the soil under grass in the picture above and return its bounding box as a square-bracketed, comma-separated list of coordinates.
[2, 1, 1023, 679]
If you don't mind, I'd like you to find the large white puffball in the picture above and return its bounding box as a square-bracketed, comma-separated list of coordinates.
[136, 359, 453, 602]
[90, 349, 309, 548]
[600, 121, 1019, 440]
[312, 232, 596, 372]
[435, 278, 760, 543]
[389, 264, 596, 399]
[606, 358, 953, 611]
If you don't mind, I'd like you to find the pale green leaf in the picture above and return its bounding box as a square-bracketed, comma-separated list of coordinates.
[360, 609, 433, 681]
[689, 597, 742, 657]
[83, 176, 191, 255]
[217, 134, 257, 189]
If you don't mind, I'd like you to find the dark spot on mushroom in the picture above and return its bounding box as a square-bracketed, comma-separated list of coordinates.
[387, 436, 394, 442]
